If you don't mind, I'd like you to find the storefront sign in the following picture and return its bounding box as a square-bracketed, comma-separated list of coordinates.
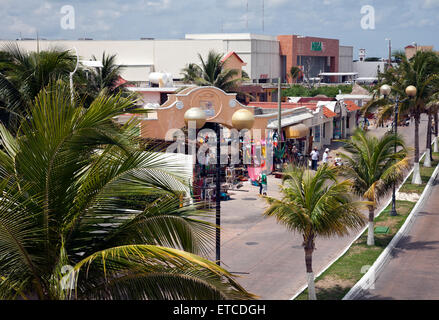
[311, 42, 323, 51]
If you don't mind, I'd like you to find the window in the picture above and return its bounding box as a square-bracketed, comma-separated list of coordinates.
[323, 123, 326, 139]
[346, 114, 350, 129]
[314, 125, 321, 142]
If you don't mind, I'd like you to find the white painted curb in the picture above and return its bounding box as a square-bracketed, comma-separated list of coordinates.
[289, 147, 430, 300]
[342, 160, 439, 300]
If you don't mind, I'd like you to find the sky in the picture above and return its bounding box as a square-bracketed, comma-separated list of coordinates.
[1, 0, 439, 59]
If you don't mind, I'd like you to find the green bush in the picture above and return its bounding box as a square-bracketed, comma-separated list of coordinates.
[282, 85, 353, 98]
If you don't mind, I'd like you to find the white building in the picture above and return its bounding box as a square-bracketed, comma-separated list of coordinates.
[0, 33, 281, 84]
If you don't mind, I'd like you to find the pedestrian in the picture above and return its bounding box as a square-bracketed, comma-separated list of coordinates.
[258, 171, 268, 196]
[322, 148, 331, 164]
[310, 147, 319, 171]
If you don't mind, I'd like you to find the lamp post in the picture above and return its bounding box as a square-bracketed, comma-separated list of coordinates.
[69, 47, 79, 105]
[185, 107, 254, 265]
[380, 84, 417, 216]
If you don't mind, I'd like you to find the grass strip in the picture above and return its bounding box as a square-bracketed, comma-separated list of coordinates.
[295, 153, 439, 300]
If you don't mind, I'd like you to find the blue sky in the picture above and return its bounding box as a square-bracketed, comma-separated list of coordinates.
[1, 0, 438, 58]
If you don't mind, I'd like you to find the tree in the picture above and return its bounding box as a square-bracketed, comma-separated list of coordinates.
[181, 63, 202, 84]
[79, 52, 128, 104]
[181, 50, 244, 93]
[0, 81, 254, 300]
[338, 129, 410, 246]
[364, 51, 439, 184]
[0, 43, 77, 131]
[290, 66, 302, 83]
[263, 165, 365, 300]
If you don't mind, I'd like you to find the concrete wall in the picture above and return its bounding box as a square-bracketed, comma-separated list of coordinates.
[339, 45, 354, 73]
[1, 35, 280, 83]
[353, 61, 386, 78]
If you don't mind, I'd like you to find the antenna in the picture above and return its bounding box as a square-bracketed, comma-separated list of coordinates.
[246, 0, 249, 30]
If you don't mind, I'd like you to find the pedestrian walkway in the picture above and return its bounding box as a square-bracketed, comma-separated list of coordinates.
[357, 170, 439, 300]
[213, 117, 428, 299]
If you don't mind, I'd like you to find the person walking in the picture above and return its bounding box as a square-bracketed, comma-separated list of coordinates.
[322, 148, 331, 164]
[258, 171, 268, 196]
[310, 147, 319, 171]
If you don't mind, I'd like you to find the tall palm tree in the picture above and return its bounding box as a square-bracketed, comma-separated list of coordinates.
[364, 51, 439, 184]
[263, 165, 366, 300]
[0, 43, 77, 131]
[0, 81, 254, 300]
[338, 129, 410, 246]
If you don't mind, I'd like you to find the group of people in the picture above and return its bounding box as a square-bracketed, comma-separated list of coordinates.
[310, 147, 342, 170]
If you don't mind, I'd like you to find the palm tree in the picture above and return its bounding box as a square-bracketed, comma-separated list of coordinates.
[181, 50, 244, 93]
[263, 165, 366, 300]
[290, 66, 302, 83]
[84, 52, 126, 95]
[364, 51, 439, 184]
[0, 81, 254, 300]
[181, 63, 202, 84]
[338, 129, 410, 246]
[0, 43, 77, 131]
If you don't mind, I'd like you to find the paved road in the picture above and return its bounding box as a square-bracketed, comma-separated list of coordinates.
[213, 115, 429, 300]
[357, 169, 439, 300]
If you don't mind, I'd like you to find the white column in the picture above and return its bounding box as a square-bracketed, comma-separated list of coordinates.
[307, 272, 317, 300]
[412, 162, 423, 185]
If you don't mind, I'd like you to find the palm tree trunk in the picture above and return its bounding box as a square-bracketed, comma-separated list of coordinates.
[304, 234, 317, 300]
[424, 110, 432, 167]
[367, 205, 375, 246]
[412, 112, 423, 184]
[434, 111, 439, 153]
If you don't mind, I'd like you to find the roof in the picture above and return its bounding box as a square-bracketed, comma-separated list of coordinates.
[298, 97, 335, 103]
[239, 85, 264, 94]
[319, 72, 358, 76]
[322, 106, 337, 118]
[344, 100, 361, 111]
[248, 102, 317, 109]
[221, 51, 245, 64]
[267, 112, 314, 129]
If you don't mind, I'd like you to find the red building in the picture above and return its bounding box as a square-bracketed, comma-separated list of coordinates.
[278, 35, 339, 83]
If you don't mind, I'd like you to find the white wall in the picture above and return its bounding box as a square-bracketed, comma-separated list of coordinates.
[339, 46, 353, 73]
[353, 61, 386, 78]
[0, 35, 283, 84]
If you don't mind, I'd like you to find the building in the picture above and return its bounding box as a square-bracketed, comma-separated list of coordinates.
[278, 35, 340, 83]
[0, 33, 353, 85]
[405, 44, 437, 59]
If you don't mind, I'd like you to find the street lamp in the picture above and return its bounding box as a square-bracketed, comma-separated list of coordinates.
[184, 107, 254, 266]
[69, 47, 79, 105]
[69, 47, 104, 105]
[380, 84, 417, 216]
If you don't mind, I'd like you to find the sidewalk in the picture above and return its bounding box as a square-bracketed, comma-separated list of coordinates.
[213, 116, 428, 299]
[357, 171, 439, 300]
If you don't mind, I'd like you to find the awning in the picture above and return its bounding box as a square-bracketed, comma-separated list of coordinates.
[267, 113, 313, 129]
[285, 124, 308, 139]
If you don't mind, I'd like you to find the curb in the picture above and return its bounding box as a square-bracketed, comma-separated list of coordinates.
[289, 147, 430, 300]
[342, 158, 439, 300]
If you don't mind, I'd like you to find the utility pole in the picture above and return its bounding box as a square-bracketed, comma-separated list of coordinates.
[277, 77, 282, 148]
[246, 0, 249, 30]
[385, 38, 392, 70]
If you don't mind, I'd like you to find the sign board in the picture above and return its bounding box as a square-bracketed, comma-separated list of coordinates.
[311, 42, 323, 51]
